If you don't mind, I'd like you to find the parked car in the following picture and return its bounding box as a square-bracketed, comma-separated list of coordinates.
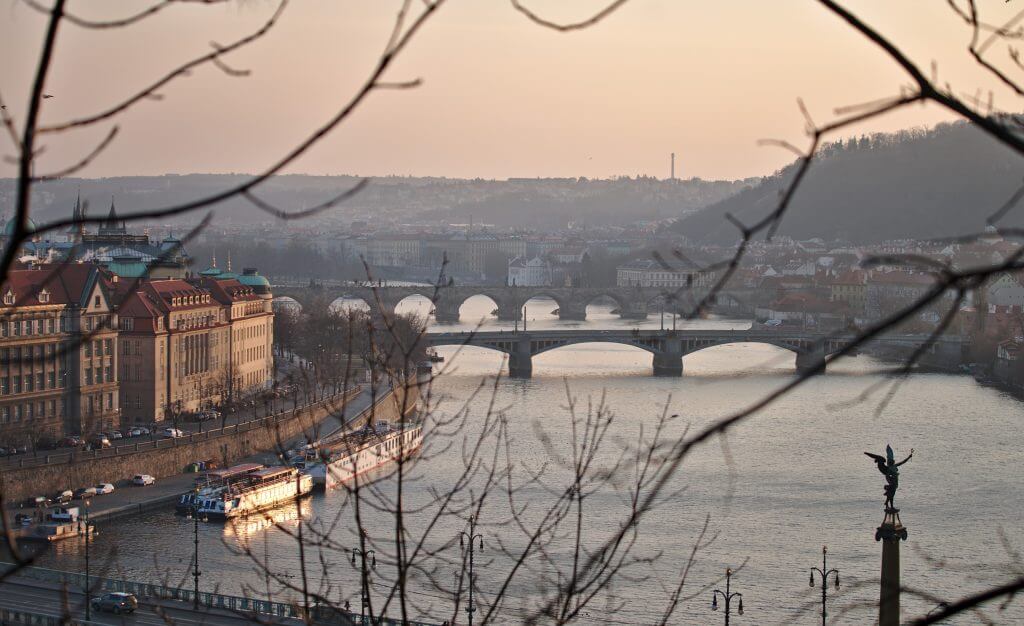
[58, 436, 82, 448]
[161, 428, 187, 438]
[91, 592, 138, 615]
[22, 495, 49, 508]
[53, 490, 73, 504]
[88, 435, 111, 449]
[128, 427, 149, 437]
[107, 431, 123, 440]
[94, 483, 115, 495]
[74, 486, 98, 499]
[763, 318, 783, 327]
[132, 474, 155, 486]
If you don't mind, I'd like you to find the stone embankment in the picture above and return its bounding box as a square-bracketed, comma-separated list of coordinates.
[0, 382, 420, 504]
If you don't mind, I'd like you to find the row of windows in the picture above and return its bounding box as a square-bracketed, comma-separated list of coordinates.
[84, 366, 115, 386]
[0, 343, 59, 363]
[85, 339, 114, 358]
[233, 323, 269, 342]
[236, 344, 267, 364]
[0, 372, 63, 395]
[0, 317, 57, 337]
[0, 399, 59, 424]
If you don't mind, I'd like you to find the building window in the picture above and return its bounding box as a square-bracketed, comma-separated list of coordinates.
[94, 295, 101, 308]
[47, 318, 54, 333]
[13, 321, 20, 336]
[47, 372, 54, 388]
[35, 373, 43, 390]
[2, 291, 13, 305]
[106, 393, 113, 410]
[85, 368, 93, 385]
[104, 339, 112, 355]
[84, 342, 92, 357]
[39, 289, 50, 304]
[48, 400, 55, 416]
[0, 378, 7, 395]
[105, 366, 112, 383]
[12, 376, 20, 394]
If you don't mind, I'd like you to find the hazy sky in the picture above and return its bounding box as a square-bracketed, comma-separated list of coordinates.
[1, 1, 1020, 181]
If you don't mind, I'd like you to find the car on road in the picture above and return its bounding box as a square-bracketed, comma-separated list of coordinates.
[161, 427, 188, 438]
[91, 592, 138, 614]
[132, 474, 155, 486]
[74, 486, 98, 499]
[129, 427, 150, 437]
[53, 490, 73, 504]
[88, 434, 111, 449]
[107, 431, 123, 440]
[763, 318, 783, 327]
[94, 483, 115, 495]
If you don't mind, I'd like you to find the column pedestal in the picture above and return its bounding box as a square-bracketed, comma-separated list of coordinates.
[876, 507, 907, 626]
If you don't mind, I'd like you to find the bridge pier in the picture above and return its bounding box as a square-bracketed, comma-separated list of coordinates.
[620, 301, 648, 320]
[558, 302, 587, 321]
[795, 346, 827, 375]
[653, 352, 683, 377]
[433, 300, 460, 323]
[507, 340, 533, 379]
[497, 300, 523, 321]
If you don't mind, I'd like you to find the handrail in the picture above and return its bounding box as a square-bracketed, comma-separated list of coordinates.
[3, 562, 439, 625]
[0, 387, 362, 471]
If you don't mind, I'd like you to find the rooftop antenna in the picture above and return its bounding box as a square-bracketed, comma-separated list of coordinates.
[670, 153, 676, 180]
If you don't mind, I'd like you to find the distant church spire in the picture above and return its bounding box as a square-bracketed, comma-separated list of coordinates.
[212, 250, 217, 268]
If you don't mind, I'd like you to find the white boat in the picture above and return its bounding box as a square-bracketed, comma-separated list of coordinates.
[176, 463, 265, 514]
[291, 421, 423, 490]
[27, 521, 97, 542]
[195, 466, 313, 520]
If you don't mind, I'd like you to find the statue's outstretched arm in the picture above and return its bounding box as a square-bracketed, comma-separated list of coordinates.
[896, 448, 914, 466]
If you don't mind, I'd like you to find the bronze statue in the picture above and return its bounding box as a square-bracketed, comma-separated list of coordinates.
[864, 445, 913, 510]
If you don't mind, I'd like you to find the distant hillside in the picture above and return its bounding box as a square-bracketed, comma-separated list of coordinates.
[0, 174, 749, 232]
[672, 120, 1024, 243]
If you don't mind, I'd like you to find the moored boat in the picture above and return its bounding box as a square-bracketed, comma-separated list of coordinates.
[291, 421, 423, 490]
[176, 463, 265, 514]
[195, 466, 313, 520]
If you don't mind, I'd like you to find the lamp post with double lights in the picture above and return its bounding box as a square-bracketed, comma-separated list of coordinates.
[185, 488, 209, 609]
[809, 545, 840, 625]
[350, 547, 376, 624]
[458, 516, 485, 626]
[710, 567, 744, 625]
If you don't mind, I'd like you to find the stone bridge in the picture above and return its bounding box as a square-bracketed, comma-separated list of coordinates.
[424, 329, 964, 378]
[271, 284, 732, 322]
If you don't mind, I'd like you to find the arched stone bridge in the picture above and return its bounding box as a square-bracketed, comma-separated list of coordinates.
[272, 284, 728, 322]
[423, 329, 964, 378]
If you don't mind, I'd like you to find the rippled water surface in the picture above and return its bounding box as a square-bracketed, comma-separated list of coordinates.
[33, 296, 1024, 624]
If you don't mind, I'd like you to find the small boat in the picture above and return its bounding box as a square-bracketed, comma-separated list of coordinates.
[491, 308, 499, 316]
[552, 308, 560, 315]
[27, 521, 98, 542]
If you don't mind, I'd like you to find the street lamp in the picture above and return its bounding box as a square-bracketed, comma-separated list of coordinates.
[710, 567, 744, 625]
[185, 488, 209, 609]
[458, 516, 485, 626]
[350, 547, 376, 624]
[809, 545, 839, 625]
[82, 498, 92, 620]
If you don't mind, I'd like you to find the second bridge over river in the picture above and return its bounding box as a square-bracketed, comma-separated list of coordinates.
[424, 329, 964, 378]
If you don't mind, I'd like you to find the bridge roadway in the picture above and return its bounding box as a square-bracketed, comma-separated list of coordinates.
[424, 328, 962, 378]
[271, 284, 754, 322]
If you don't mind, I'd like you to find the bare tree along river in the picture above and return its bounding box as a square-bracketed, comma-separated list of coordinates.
[32, 296, 1024, 624]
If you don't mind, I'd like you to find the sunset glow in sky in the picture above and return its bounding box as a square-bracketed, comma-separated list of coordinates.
[2, 1, 1020, 181]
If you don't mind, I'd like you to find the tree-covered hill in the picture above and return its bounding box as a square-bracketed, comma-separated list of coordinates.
[672, 119, 1024, 243]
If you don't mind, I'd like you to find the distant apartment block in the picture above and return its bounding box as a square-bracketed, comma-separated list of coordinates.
[508, 256, 552, 287]
[616, 259, 716, 288]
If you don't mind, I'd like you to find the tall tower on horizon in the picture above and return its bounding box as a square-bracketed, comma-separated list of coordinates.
[670, 152, 676, 180]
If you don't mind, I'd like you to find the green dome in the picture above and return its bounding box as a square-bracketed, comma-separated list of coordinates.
[4, 218, 36, 236]
[200, 266, 223, 277]
[238, 268, 270, 290]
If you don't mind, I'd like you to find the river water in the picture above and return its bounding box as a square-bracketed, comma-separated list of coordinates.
[30, 296, 1024, 624]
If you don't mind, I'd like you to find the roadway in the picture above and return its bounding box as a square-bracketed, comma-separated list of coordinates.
[5, 385, 377, 523]
[0, 576, 302, 625]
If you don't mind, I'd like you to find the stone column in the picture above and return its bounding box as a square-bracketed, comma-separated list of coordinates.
[496, 300, 523, 321]
[876, 508, 907, 626]
[433, 300, 460, 324]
